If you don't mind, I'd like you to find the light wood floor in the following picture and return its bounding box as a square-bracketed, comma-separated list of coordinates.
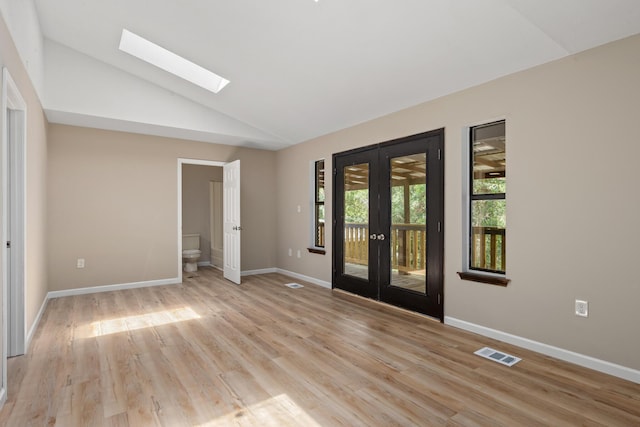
[1, 268, 639, 426]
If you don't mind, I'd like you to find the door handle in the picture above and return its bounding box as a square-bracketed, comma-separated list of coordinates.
[377, 234, 385, 241]
[233, 226, 243, 231]
[369, 234, 377, 240]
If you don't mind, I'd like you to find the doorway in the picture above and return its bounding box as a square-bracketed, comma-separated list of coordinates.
[178, 159, 242, 284]
[181, 163, 223, 273]
[332, 129, 444, 320]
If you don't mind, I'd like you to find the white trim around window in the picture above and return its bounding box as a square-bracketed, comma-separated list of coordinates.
[459, 117, 510, 286]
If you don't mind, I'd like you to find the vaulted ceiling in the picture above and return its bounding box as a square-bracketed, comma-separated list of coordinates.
[33, 0, 640, 150]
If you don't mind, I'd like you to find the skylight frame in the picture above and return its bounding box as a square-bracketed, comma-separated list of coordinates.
[119, 29, 230, 94]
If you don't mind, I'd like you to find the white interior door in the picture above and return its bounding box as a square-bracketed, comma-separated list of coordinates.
[3, 69, 26, 364]
[209, 181, 224, 269]
[223, 160, 241, 284]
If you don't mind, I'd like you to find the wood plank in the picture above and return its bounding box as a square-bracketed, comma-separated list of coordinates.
[0, 267, 638, 426]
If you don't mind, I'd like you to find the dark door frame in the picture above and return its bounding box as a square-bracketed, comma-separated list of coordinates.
[332, 128, 445, 321]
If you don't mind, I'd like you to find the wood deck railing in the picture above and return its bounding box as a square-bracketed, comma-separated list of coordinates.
[343, 223, 369, 265]
[344, 223, 426, 274]
[471, 226, 505, 272]
[390, 224, 426, 273]
[316, 222, 325, 247]
[337, 223, 506, 274]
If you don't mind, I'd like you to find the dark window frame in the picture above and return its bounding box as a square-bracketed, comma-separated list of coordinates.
[468, 120, 506, 276]
[312, 159, 325, 250]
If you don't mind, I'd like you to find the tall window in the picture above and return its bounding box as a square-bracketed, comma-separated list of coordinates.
[313, 159, 325, 248]
[469, 121, 506, 274]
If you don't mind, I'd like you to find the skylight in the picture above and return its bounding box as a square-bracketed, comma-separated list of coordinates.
[119, 29, 230, 93]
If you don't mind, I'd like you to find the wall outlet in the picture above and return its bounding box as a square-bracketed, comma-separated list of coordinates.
[575, 300, 588, 317]
[77, 258, 85, 269]
[296, 250, 301, 258]
[297, 205, 301, 213]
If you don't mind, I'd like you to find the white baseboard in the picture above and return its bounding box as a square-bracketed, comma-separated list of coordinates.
[26, 296, 48, 352]
[47, 277, 181, 299]
[197, 261, 212, 267]
[445, 316, 640, 384]
[238, 267, 332, 289]
[241, 268, 277, 276]
[276, 268, 332, 289]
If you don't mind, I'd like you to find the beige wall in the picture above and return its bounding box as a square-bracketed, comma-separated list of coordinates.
[0, 13, 48, 358]
[276, 34, 640, 371]
[47, 124, 277, 291]
[182, 164, 223, 263]
[276, 146, 331, 282]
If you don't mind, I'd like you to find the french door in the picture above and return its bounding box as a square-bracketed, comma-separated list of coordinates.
[332, 129, 444, 320]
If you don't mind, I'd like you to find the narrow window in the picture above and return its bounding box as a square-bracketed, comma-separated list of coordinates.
[313, 159, 325, 249]
[469, 121, 506, 274]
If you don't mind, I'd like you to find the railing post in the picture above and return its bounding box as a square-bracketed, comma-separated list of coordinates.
[391, 228, 398, 270]
[479, 229, 486, 269]
[411, 230, 419, 270]
[490, 233, 497, 270]
[501, 232, 506, 272]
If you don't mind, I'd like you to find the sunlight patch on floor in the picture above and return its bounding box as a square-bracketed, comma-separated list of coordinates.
[195, 394, 321, 427]
[87, 307, 201, 337]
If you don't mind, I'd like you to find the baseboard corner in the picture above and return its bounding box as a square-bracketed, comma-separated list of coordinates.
[241, 268, 277, 276]
[275, 268, 332, 289]
[0, 386, 6, 409]
[25, 295, 49, 352]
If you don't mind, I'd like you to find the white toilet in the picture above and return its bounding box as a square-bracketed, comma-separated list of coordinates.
[182, 234, 202, 273]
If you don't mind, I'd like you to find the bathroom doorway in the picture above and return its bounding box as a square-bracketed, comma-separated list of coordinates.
[178, 159, 242, 284]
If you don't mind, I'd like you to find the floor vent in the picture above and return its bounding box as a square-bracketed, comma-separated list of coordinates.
[474, 347, 521, 367]
[285, 283, 304, 289]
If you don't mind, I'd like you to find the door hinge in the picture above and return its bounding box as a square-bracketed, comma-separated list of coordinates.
[438, 293, 441, 304]
[438, 149, 441, 160]
[438, 221, 441, 232]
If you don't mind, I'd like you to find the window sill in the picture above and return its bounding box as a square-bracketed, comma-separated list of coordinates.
[307, 247, 326, 255]
[457, 271, 510, 287]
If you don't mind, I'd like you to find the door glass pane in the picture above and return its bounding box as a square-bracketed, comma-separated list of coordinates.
[343, 163, 369, 279]
[389, 153, 427, 294]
